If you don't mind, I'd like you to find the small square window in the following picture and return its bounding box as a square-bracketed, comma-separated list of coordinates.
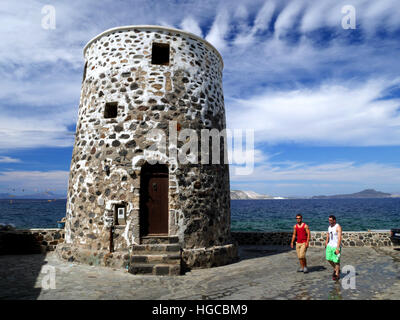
[151, 43, 170, 65]
[104, 102, 118, 118]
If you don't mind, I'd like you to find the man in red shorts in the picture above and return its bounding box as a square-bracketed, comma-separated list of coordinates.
[290, 214, 311, 273]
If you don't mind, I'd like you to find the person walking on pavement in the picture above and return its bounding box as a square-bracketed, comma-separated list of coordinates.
[325, 215, 342, 281]
[290, 214, 310, 273]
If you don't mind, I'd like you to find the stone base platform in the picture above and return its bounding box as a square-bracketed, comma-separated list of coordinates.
[56, 241, 238, 275]
[56, 243, 131, 269]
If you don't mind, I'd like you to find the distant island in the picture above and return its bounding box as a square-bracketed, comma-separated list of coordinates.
[230, 190, 286, 200]
[312, 189, 394, 199]
[231, 189, 400, 200]
[0, 192, 66, 200]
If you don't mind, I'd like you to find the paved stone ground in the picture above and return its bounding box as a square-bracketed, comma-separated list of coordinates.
[1, 245, 399, 300]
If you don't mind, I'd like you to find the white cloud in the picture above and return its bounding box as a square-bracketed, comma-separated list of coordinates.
[227, 79, 400, 146]
[234, 4, 249, 20]
[0, 156, 21, 163]
[0, 107, 76, 149]
[274, 1, 304, 38]
[253, 0, 276, 32]
[228, 147, 266, 165]
[231, 157, 400, 184]
[230, 159, 400, 196]
[205, 8, 230, 52]
[180, 16, 203, 37]
[300, 1, 335, 33]
[0, 1, 89, 67]
[0, 72, 81, 107]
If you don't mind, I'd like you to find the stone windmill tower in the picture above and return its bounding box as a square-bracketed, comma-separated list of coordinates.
[57, 25, 237, 275]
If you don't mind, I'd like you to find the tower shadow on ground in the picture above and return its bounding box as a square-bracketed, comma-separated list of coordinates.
[0, 232, 48, 300]
[237, 245, 328, 273]
[0, 254, 47, 300]
[237, 245, 293, 261]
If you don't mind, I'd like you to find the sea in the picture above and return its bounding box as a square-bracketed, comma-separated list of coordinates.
[1, 198, 400, 231]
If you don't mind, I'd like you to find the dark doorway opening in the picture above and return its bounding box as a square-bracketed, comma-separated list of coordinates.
[140, 163, 169, 236]
[151, 43, 170, 65]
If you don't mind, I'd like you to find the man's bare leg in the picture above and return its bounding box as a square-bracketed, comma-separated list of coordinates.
[328, 260, 336, 278]
[335, 263, 340, 277]
[328, 261, 340, 279]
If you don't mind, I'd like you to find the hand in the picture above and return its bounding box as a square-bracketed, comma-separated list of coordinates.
[335, 249, 340, 255]
[306, 242, 309, 248]
[290, 242, 293, 248]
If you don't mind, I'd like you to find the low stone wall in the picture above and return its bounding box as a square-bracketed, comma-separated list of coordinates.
[0, 229, 65, 255]
[1, 229, 394, 256]
[231, 231, 394, 247]
[181, 244, 239, 271]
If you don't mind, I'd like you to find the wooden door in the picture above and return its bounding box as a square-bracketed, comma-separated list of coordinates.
[140, 165, 168, 236]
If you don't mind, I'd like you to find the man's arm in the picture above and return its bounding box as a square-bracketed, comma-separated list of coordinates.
[291, 226, 296, 248]
[325, 232, 329, 247]
[335, 225, 342, 254]
[305, 224, 310, 248]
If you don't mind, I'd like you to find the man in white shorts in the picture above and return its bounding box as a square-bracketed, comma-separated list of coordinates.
[325, 215, 342, 281]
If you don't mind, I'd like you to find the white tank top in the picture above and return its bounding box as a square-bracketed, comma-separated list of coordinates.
[328, 224, 340, 248]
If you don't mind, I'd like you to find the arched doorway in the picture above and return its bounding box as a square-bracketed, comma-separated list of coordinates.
[139, 163, 169, 236]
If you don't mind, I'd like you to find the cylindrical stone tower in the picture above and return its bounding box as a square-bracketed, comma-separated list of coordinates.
[57, 25, 237, 274]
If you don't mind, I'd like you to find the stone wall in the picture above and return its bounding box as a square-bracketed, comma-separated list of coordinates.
[56, 243, 130, 269]
[232, 231, 394, 247]
[0, 229, 65, 255]
[182, 244, 238, 270]
[1, 230, 393, 256]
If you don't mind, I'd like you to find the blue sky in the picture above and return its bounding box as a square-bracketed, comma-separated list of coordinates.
[1, 0, 400, 197]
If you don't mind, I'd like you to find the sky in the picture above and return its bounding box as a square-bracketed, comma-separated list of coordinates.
[1, 0, 400, 197]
